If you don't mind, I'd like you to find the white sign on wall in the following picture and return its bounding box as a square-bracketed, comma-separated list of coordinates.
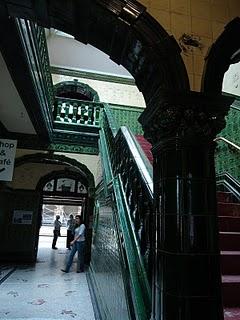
[0, 139, 17, 181]
[12, 210, 33, 225]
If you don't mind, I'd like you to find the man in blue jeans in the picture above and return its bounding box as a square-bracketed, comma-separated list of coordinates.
[61, 215, 86, 273]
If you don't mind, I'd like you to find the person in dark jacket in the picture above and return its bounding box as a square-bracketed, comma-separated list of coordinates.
[66, 214, 75, 249]
[52, 215, 62, 249]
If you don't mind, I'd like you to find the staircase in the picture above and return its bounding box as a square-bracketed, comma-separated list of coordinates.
[135, 135, 240, 319]
[218, 191, 240, 319]
[135, 135, 153, 164]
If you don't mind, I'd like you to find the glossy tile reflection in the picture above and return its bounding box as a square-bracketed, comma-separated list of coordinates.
[0, 236, 95, 320]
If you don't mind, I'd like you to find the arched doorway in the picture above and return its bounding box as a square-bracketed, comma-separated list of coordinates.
[202, 17, 240, 94]
[37, 169, 88, 226]
[36, 169, 91, 262]
[54, 79, 100, 102]
[52, 80, 100, 123]
[2, 0, 189, 104]
[14, 152, 95, 264]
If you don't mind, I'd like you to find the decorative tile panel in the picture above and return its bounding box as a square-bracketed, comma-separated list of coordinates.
[109, 105, 144, 135]
[90, 197, 130, 320]
[215, 107, 240, 181]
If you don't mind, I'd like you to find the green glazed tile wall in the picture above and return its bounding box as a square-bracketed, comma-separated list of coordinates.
[109, 104, 144, 135]
[107, 103, 240, 182]
[215, 107, 240, 181]
[90, 197, 130, 320]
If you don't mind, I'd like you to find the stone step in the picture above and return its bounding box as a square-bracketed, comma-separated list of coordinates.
[221, 251, 240, 275]
[217, 191, 233, 203]
[218, 202, 240, 217]
[224, 308, 240, 319]
[220, 232, 240, 251]
[222, 275, 240, 307]
[219, 216, 240, 232]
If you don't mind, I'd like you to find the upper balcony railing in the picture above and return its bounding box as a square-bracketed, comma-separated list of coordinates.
[53, 97, 103, 127]
[15, 18, 55, 139]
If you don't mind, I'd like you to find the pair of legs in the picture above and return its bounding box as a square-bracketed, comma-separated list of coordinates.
[52, 230, 60, 249]
[64, 241, 85, 272]
[66, 230, 74, 249]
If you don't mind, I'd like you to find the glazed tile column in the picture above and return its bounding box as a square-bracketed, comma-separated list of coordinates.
[139, 91, 233, 320]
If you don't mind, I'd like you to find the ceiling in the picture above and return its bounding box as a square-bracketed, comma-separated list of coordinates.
[0, 52, 36, 135]
[0, 22, 133, 140]
[0, 16, 238, 145]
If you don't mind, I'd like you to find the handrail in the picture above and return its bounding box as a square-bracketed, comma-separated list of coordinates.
[112, 175, 151, 320]
[119, 127, 153, 196]
[97, 106, 153, 319]
[95, 142, 152, 319]
[102, 103, 119, 136]
[222, 93, 240, 111]
[231, 105, 240, 112]
[216, 172, 240, 201]
[98, 129, 114, 192]
[15, 18, 54, 134]
[101, 105, 153, 196]
[214, 136, 240, 152]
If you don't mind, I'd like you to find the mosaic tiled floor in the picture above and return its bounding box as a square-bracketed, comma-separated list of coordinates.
[0, 236, 95, 320]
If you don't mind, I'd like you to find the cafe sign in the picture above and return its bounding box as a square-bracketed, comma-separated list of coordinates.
[0, 139, 17, 181]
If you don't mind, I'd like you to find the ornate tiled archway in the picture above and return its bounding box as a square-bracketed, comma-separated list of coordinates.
[54, 80, 100, 102]
[15, 152, 95, 189]
[202, 17, 240, 94]
[2, 0, 189, 107]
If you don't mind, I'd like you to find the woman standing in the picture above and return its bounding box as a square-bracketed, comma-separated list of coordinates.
[61, 215, 86, 273]
[66, 214, 75, 249]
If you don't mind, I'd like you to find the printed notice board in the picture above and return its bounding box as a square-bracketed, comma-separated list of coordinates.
[12, 210, 33, 225]
[0, 139, 17, 181]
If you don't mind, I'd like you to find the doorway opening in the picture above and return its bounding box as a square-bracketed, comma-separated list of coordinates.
[36, 171, 88, 254]
[40, 203, 82, 237]
[39, 198, 84, 250]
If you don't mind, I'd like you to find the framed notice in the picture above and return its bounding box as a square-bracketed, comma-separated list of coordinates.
[12, 210, 33, 225]
[0, 139, 17, 181]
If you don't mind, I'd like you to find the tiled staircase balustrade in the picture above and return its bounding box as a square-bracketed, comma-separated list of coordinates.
[91, 107, 153, 319]
[102, 109, 154, 263]
[53, 97, 103, 127]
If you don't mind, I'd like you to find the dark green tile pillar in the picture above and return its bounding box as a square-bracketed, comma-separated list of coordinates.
[139, 91, 233, 320]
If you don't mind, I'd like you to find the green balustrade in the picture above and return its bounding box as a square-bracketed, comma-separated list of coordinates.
[53, 97, 104, 128]
[64, 103, 70, 122]
[97, 106, 153, 319]
[72, 103, 78, 123]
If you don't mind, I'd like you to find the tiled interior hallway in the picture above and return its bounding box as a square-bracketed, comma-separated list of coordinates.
[0, 236, 96, 320]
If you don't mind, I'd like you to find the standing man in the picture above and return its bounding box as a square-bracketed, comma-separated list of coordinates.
[61, 215, 86, 273]
[66, 214, 75, 249]
[52, 214, 62, 249]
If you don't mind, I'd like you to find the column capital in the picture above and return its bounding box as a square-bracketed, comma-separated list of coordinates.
[139, 91, 234, 145]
